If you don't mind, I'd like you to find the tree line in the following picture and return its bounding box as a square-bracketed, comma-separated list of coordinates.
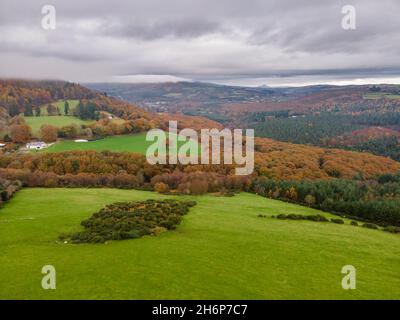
[0, 149, 399, 227]
[250, 175, 400, 227]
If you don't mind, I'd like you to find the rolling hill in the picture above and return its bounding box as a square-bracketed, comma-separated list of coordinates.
[1, 79, 399, 181]
[0, 188, 399, 299]
[25, 116, 92, 136]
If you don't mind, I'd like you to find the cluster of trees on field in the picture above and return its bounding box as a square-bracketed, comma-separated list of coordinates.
[60, 199, 196, 243]
[74, 101, 98, 120]
[250, 175, 400, 227]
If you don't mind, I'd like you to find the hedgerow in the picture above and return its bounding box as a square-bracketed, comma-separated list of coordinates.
[273, 214, 329, 222]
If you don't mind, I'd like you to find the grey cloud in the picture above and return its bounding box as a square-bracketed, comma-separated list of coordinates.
[0, 0, 400, 83]
[100, 19, 222, 40]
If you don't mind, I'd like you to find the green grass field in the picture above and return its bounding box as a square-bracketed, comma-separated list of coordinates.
[363, 92, 400, 100]
[45, 133, 200, 155]
[25, 116, 92, 136]
[39, 99, 80, 116]
[0, 188, 399, 299]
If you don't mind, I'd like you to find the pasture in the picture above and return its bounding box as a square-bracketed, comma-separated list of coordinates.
[0, 188, 399, 299]
[45, 133, 199, 155]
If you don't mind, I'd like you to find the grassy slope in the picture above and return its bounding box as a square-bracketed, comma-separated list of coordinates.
[40, 99, 80, 115]
[25, 116, 92, 136]
[0, 188, 399, 299]
[45, 133, 199, 154]
[46, 134, 150, 153]
[24, 100, 90, 137]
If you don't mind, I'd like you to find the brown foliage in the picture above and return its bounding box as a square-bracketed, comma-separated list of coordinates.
[9, 124, 31, 143]
[154, 182, 169, 193]
[40, 124, 58, 142]
[254, 137, 400, 180]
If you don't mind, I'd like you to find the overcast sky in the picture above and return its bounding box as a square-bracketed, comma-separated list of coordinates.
[1, 0, 400, 86]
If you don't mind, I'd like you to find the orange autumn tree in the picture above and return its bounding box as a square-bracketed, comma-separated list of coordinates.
[39, 124, 58, 143]
[9, 124, 31, 143]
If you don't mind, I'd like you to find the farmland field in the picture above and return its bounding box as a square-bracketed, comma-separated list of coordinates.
[25, 116, 92, 136]
[0, 188, 399, 299]
[45, 133, 200, 155]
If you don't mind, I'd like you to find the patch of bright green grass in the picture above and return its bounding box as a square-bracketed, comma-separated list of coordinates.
[45, 133, 200, 155]
[25, 116, 92, 137]
[39, 99, 79, 116]
[0, 188, 399, 299]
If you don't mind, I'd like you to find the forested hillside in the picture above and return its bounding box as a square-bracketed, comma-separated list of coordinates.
[0, 80, 222, 146]
[0, 79, 399, 181]
[87, 82, 400, 161]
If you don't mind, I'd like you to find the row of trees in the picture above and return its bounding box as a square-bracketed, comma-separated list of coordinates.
[0, 169, 144, 189]
[250, 175, 400, 226]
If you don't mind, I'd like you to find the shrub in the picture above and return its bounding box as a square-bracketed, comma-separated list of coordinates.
[318, 215, 329, 222]
[383, 226, 400, 234]
[275, 214, 331, 223]
[223, 191, 236, 197]
[350, 221, 358, 226]
[286, 214, 303, 220]
[182, 200, 197, 207]
[362, 223, 378, 230]
[304, 194, 316, 206]
[330, 218, 345, 224]
[154, 182, 169, 194]
[40, 124, 58, 143]
[305, 214, 329, 222]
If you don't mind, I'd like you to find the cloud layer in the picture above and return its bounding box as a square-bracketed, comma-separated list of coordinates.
[0, 0, 399, 85]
